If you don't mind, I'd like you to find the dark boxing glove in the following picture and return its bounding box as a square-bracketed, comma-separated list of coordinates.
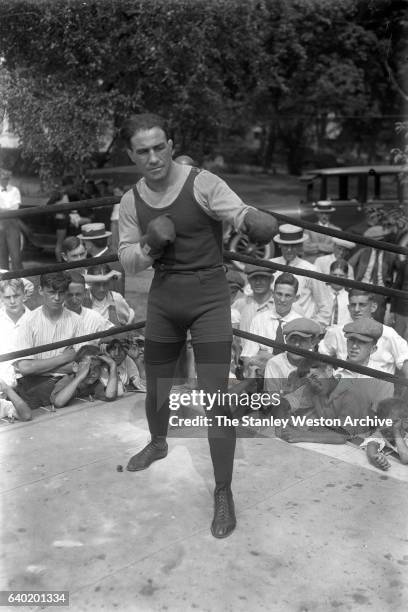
[141, 214, 176, 259]
[243, 209, 278, 245]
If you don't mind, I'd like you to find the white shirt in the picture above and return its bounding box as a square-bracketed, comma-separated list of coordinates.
[231, 307, 241, 327]
[269, 256, 332, 328]
[361, 249, 384, 286]
[315, 254, 354, 280]
[0, 184, 21, 210]
[14, 306, 82, 362]
[0, 307, 31, 385]
[326, 287, 352, 327]
[241, 306, 299, 358]
[90, 291, 135, 325]
[264, 352, 297, 396]
[232, 294, 275, 334]
[78, 306, 114, 341]
[319, 322, 408, 375]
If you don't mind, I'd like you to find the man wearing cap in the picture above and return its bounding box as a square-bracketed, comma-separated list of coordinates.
[0, 168, 22, 270]
[117, 112, 278, 539]
[264, 317, 321, 397]
[348, 233, 399, 323]
[270, 224, 331, 329]
[78, 223, 124, 295]
[303, 201, 341, 262]
[241, 272, 300, 374]
[232, 264, 275, 336]
[320, 289, 408, 380]
[315, 237, 355, 279]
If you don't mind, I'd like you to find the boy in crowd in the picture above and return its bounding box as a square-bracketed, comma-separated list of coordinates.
[102, 338, 146, 395]
[315, 237, 355, 279]
[232, 264, 274, 333]
[65, 271, 114, 340]
[13, 272, 81, 410]
[50, 345, 118, 408]
[241, 272, 301, 376]
[360, 398, 408, 470]
[326, 260, 352, 327]
[78, 223, 125, 294]
[87, 263, 135, 326]
[0, 279, 32, 385]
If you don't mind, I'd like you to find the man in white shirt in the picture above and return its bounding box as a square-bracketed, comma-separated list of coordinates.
[0, 168, 22, 270]
[315, 236, 355, 279]
[241, 272, 300, 374]
[319, 289, 408, 378]
[13, 272, 81, 410]
[64, 271, 114, 341]
[303, 201, 341, 262]
[0, 278, 31, 386]
[270, 224, 332, 329]
[232, 264, 274, 334]
[326, 260, 353, 327]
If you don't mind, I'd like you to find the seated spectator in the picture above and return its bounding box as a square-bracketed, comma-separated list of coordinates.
[270, 225, 332, 330]
[303, 201, 341, 262]
[0, 278, 32, 386]
[78, 223, 124, 294]
[281, 319, 393, 443]
[232, 264, 274, 334]
[326, 260, 353, 327]
[319, 290, 408, 378]
[87, 264, 135, 325]
[264, 317, 321, 397]
[241, 272, 301, 375]
[360, 398, 408, 471]
[0, 273, 34, 302]
[13, 272, 81, 410]
[315, 237, 355, 279]
[50, 345, 118, 408]
[65, 272, 114, 340]
[61, 236, 120, 287]
[226, 268, 245, 327]
[0, 378, 31, 421]
[102, 338, 145, 395]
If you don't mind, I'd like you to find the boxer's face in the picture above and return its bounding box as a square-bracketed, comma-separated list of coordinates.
[127, 127, 173, 185]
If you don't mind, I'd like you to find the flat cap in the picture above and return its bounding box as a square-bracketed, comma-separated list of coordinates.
[244, 264, 274, 279]
[283, 317, 321, 339]
[226, 269, 245, 289]
[343, 317, 383, 342]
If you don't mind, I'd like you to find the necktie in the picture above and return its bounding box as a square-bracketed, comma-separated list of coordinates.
[273, 318, 284, 355]
[370, 250, 379, 284]
[332, 292, 339, 325]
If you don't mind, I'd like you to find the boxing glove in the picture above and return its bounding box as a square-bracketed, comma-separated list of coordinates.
[243, 209, 278, 245]
[141, 214, 176, 259]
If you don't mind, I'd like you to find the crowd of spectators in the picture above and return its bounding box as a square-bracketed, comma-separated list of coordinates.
[1, 187, 408, 473]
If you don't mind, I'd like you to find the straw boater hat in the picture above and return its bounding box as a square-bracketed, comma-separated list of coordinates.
[273, 224, 308, 244]
[313, 200, 336, 213]
[78, 222, 112, 240]
[0, 168, 12, 179]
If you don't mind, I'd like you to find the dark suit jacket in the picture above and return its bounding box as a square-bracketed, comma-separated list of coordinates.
[349, 247, 399, 288]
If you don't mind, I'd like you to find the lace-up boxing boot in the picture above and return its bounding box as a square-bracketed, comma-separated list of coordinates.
[126, 437, 168, 471]
[211, 484, 236, 538]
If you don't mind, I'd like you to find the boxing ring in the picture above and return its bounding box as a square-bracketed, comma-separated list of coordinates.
[1, 195, 408, 612]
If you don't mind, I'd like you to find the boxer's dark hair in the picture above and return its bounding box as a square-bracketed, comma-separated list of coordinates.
[120, 113, 170, 147]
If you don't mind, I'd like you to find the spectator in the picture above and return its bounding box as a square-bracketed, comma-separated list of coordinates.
[50, 345, 118, 408]
[315, 237, 355, 279]
[0, 278, 32, 386]
[270, 225, 331, 330]
[241, 272, 301, 375]
[320, 290, 408, 378]
[264, 317, 321, 397]
[347, 203, 384, 237]
[0, 168, 22, 270]
[13, 272, 81, 410]
[360, 398, 408, 471]
[0, 378, 31, 421]
[392, 256, 408, 341]
[303, 201, 341, 262]
[102, 338, 146, 395]
[232, 264, 274, 334]
[65, 272, 114, 340]
[226, 268, 245, 328]
[348, 226, 399, 322]
[326, 260, 352, 327]
[78, 223, 124, 294]
[87, 263, 135, 325]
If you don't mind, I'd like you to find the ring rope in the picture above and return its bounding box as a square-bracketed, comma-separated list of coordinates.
[0, 254, 118, 281]
[224, 252, 408, 300]
[261, 209, 408, 257]
[0, 194, 406, 255]
[233, 328, 408, 388]
[0, 322, 146, 363]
